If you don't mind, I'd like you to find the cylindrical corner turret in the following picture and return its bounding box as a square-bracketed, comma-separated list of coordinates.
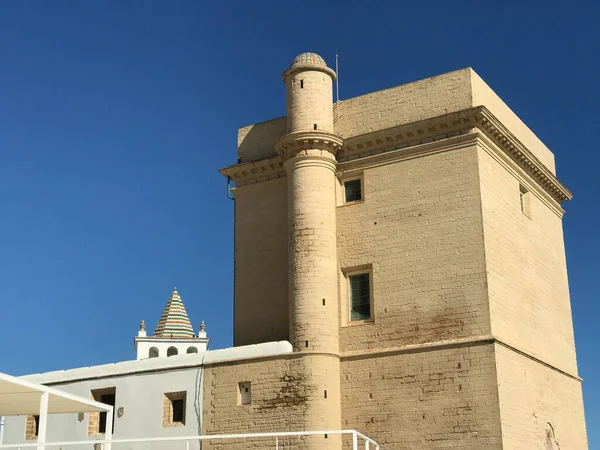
[282, 52, 336, 135]
[277, 53, 342, 450]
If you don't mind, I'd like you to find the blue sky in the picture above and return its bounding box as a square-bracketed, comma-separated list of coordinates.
[0, 0, 598, 444]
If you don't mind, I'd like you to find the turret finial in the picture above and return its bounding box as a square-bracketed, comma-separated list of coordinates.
[140, 320, 146, 331]
[200, 321, 206, 332]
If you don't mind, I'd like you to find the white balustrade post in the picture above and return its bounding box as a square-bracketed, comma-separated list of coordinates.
[37, 392, 49, 450]
[104, 406, 113, 450]
[275, 436, 279, 450]
[365, 440, 370, 450]
[0, 416, 5, 445]
[352, 431, 358, 450]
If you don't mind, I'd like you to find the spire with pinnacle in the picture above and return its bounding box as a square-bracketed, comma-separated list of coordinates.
[153, 288, 195, 338]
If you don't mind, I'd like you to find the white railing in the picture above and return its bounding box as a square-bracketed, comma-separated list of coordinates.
[0, 429, 379, 450]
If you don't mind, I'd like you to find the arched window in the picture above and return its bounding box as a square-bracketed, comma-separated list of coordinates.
[187, 346, 198, 354]
[149, 347, 159, 358]
[167, 346, 178, 357]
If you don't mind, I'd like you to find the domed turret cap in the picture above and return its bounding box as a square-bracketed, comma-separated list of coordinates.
[283, 52, 336, 82]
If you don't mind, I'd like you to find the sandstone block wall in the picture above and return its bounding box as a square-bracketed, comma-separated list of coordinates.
[337, 144, 490, 352]
[494, 344, 588, 449]
[286, 70, 335, 134]
[233, 177, 288, 346]
[203, 355, 341, 450]
[341, 342, 502, 449]
[236, 68, 555, 174]
[477, 146, 577, 374]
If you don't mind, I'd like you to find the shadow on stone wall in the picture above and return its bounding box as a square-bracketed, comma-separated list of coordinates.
[238, 117, 286, 163]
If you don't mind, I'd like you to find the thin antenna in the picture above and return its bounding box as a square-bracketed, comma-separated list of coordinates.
[335, 50, 340, 135]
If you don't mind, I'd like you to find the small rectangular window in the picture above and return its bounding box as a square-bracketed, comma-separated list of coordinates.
[238, 382, 251, 405]
[89, 388, 116, 436]
[344, 179, 362, 203]
[163, 392, 186, 427]
[349, 273, 371, 321]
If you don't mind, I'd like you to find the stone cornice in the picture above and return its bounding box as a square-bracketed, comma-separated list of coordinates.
[477, 108, 572, 203]
[221, 107, 572, 206]
[339, 106, 571, 205]
[339, 108, 482, 161]
[219, 155, 285, 187]
[275, 130, 343, 159]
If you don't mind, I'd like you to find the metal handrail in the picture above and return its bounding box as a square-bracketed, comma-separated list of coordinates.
[0, 429, 380, 450]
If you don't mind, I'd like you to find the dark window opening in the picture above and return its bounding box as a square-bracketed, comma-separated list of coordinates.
[322, 299, 326, 306]
[344, 179, 362, 202]
[98, 393, 116, 434]
[34, 415, 40, 436]
[350, 273, 371, 321]
[314, 123, 317, 130]
[300, 80, 304, 89]
[163, 391, 187, 426]
[171, 399, 185, 423]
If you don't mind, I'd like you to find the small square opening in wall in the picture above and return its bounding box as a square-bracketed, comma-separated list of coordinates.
[162, 391, 187, 427]
[519, 184, 532, 218]
[344, 178, 362, 203]
[238, 382, 251, 405]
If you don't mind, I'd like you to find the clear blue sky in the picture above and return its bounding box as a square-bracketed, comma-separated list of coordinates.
[1, 0, 597, 444]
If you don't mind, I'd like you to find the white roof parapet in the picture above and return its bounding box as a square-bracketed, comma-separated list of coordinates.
[21, 341, 293, 385]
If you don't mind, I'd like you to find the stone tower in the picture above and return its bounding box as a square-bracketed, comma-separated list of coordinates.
[275, 52, 343, 448]
[220, 57, 588, 448]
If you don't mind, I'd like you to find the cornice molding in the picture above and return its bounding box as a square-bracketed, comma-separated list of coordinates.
[219, 155, 285, 187]
[477, 108, 571, 203]
[340, 336, 581, 382]
[339, 108, 481, 161]
[275, 130, 343, 159]
[339, 106, 571, 205]
[221, 108, 572, 206]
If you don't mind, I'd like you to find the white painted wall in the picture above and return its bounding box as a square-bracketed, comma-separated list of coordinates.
[1, 342, 293, 450]
[3, 367, 204, 450]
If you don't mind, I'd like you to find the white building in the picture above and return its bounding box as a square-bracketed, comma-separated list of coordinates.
[0, 289, 292, 449]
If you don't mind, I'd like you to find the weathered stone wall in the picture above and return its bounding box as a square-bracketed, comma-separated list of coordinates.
[337, 143, 490, 352]
[233, 177, 288, 346]
[341, 342, 502, 449]
[236, 68, 555, 173]
[203, 354, 341, 450]
[286, 70, 335, 134]
[338, 69, 473, 139]
[477, 145, 578, 374]
[494, 343, 588, 449]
